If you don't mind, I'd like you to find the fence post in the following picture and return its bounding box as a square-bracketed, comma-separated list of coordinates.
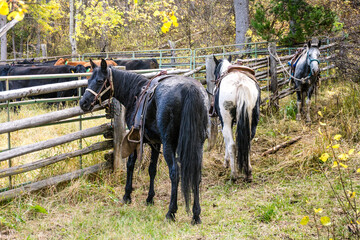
[269, 42, 278, 110]
[112, 98, 126, 171]
[205, 56, 218, 150]
[168, 40, 176, 66]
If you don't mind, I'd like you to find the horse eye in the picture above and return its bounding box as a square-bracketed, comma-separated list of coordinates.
[97, 78, 104, 83]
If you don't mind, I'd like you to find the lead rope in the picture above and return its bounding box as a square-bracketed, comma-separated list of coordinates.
[267, 45, 312, 85]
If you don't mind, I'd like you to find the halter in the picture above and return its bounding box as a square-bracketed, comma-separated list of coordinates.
[307, 48, 320, 77]
[85, 68, 114, 109]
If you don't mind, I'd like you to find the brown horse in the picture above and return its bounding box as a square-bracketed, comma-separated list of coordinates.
[54, 58, 117, 70]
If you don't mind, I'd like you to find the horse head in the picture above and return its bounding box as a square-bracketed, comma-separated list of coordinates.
[306, 40, 321, 77]
[80, 59, 113, 111]
[213, 55, 232, 80]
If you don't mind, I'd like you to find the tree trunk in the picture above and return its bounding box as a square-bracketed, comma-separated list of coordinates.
[19, 36, 23, 58]
[233, 0, 249, 51]
[100, 0, 108, 52]
[12, 32, 16, 59]
[0, 15, 7, 61]
[69, 0, 77, 60]
[36, 23, 41, 56]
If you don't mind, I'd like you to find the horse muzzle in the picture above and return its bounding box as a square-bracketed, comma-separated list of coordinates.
[79, 96, 94, 112]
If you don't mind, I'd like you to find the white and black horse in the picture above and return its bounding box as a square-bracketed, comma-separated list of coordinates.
[80, 59, 209, 224]
[293, 40, 321, 122]
[212, 56, 261, 182]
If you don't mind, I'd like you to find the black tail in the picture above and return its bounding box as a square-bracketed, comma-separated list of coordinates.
[177, 88, 208, 212]
[236, 103, 251, 176]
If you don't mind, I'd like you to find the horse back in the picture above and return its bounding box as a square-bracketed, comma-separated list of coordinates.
[146, 76, 208, 140]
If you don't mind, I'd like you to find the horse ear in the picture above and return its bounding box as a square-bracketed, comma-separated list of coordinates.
[307, 40, 311, 49]
[89, 59, 97, 69]
[101, 59, 108, 72]
[69, 66, 76, 73]
[228, 55, 232, 63]
[213, 55, 219, 65]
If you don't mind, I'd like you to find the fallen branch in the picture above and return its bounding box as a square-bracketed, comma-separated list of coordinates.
[261, 136, 302, 156]
[183, 65, 206, 77]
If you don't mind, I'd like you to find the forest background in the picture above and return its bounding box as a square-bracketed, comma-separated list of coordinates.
[0, 0, 358, 60]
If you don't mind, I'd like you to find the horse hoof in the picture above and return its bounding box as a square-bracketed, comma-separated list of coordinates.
[296, 114, 301, 121]
[230, 175, 238, 183]
[191, 216, 202, 225]
[223, 162, 229, 168]
[146, 198, 154, 205]
[122, 196, 131, 204]
[166, 212, 176, 222]
[244, 175, 253, 183]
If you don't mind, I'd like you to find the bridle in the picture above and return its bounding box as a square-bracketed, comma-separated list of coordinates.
[307, 47, 320, 77]
[85, 67, 114, 109]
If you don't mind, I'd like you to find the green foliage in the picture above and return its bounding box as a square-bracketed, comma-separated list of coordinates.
[282, 100, 297, 120]
[251, 0, 336, 44]
[255, 203, 278, 223]
[28, 205, 48, 214]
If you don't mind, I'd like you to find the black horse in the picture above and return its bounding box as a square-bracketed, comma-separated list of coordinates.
[80, 59, 209, 224]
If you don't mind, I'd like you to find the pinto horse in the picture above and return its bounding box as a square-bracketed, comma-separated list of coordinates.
[80, 59, 209, 224]
[212, 56, 260, 182]
[293, 40, 321, 122]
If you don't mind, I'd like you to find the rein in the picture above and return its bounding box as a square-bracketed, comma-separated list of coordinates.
[85, 68, 114, 109]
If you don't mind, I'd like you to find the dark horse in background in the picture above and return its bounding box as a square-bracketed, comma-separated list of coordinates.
[80, 59, 209, 224]
[113, 58, 159, 70]
[292, 40, 321, 122]
[212, 56, 260, 182]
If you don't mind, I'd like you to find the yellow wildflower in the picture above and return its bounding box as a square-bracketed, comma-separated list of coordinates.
[333, 134, 342, 141]
[332, 161, 338, 168]
[338, 153, 349, 161]
[319, 153, 330, 162]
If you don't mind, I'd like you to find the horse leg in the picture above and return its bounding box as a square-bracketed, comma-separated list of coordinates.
[224, 148, 230, 168]
[306, 86, 315, 123]
[122, 151, 137, 204]
[163, 143, 179, 222]
[222, 117, 237, 180]
[301, 91, 306, 118]
[296, 90, 302, 121]
[146, 143, 161, 205]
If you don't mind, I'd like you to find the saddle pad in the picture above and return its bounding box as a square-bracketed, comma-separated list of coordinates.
[228, 65, 255, 76]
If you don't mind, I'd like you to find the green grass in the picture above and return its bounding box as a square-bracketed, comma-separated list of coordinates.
[1, 80, 360, 239]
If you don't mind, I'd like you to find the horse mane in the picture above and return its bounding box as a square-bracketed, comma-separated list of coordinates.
[111, 66, 149, 108]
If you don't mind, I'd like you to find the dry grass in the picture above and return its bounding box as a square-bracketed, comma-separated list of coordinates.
[1, 80, 360, 239]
